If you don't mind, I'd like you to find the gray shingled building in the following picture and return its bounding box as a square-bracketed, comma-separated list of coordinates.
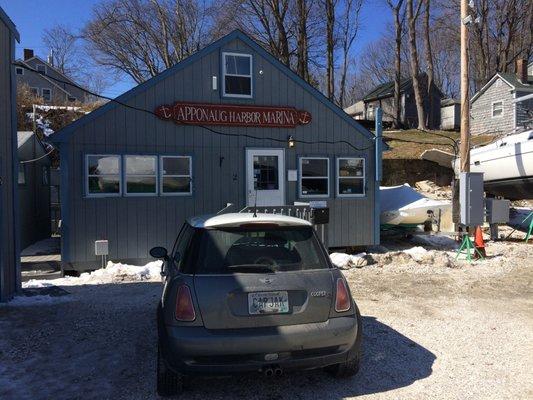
[50, 30, 382, 272]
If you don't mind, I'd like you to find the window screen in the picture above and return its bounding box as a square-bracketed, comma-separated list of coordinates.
[86, 155, 121, 196]
[160, 156, 192, 195]
[300, 157, 329, 197]
[223, 53, 252, 97]
[125, 155, 157, 195]
[337, 157, 365, 196]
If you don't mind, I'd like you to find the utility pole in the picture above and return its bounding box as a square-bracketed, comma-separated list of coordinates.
[459, 0, 470, 173]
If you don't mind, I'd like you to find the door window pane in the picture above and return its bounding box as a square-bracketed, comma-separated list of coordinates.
[253, 155, 278, 190]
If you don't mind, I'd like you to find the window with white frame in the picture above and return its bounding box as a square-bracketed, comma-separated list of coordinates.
[222, 52, 252, 98]
[30, 87, 39, 96]
[492, 101, 503, 118]
[125, 155, 158, 195]
[16, 67, 24, 75]
[299, 157, 329, 197]
[36, 64, 46, 74]
[86, 155, 121, 196]
[42, 88, 52, 101]
[336, 157, 365, 196]
[160, 156, 192, 195]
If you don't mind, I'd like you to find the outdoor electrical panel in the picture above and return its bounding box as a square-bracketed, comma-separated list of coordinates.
[459, 172, 484, 226]
[95, 240, 109, 256]
[485, 198, 510, 224]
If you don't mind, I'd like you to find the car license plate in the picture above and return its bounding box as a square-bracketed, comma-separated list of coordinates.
[248, 291, 289, 315]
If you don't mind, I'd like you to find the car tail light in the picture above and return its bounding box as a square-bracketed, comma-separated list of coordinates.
[335, 278, 351, 312]
[175, 284, 196, 321]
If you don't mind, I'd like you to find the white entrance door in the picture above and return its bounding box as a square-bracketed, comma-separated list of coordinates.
[245, 149, 285, 206]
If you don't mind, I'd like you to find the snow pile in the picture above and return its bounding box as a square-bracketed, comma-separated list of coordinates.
[414, 234, 458, 250]
[330, 252, 368, 269]
[402, 246, 429, 261]
[23, 260, 163, 288]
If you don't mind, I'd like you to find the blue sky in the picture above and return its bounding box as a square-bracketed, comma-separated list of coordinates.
[1, 0, 390, 99]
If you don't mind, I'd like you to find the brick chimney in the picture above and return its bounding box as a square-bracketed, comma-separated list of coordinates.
[23, 48, 34, 61]
[516, 58, 527, 83]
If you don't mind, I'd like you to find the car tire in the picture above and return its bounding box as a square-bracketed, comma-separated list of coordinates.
[325, 355, 360, 378]
[157, 342, 184, 397]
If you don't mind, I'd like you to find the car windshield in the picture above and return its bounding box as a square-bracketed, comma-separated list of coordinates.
[190, 226, 329, 274]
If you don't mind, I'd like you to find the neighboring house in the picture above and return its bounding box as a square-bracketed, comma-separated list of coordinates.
[344, 74, 443, 129]
[0, 7, 20, 302]
[440, 99, 460, 131]
[470, 59, 533, 136]
[15, 48, 89, 104]
[49, 30, 382, 272]
[17, 132, 51, 250]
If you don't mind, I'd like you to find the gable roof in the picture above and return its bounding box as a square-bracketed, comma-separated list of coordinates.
[471, 72, 533, 102]
[363, 77, 413, 102]
[22, 55, 78, 86]
[50, 30, 374, 144]
[15, 60, 76, 98]
[0, 6, 19, 42]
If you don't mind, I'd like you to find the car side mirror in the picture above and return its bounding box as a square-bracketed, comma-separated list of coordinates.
[150, 246, 168, 260]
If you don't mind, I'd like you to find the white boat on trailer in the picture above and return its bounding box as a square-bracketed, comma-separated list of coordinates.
[453, 130, 533, 200]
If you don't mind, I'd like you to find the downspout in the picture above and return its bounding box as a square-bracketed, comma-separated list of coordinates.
[374, 107, 383, 245]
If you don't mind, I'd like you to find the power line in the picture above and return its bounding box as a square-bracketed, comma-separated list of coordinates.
[15, 63, 377, 152]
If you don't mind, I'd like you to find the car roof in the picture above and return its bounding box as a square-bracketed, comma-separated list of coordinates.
[187, 213, 312, 228]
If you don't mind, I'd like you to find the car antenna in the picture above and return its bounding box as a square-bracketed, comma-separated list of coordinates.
[253, 187, 258, 218]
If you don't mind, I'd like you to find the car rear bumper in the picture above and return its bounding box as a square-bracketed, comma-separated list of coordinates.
[160, 314, 361, 375]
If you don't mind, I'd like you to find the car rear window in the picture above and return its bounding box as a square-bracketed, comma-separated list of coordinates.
[188, 226, 329, 274]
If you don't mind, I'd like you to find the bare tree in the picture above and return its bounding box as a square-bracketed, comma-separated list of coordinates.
[385, 0, 405, 128]
[406, 0, 426, 130]
[83, 0, 216, 84]
[324, 0, 336, 101]
[338, 0, 363, 108]
[295, 0, 311, 81]
[422, 0, 435, 128]
[42, 24, 79, 76]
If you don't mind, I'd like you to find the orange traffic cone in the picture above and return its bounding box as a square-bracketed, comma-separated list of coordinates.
[474, 226, 486, 259]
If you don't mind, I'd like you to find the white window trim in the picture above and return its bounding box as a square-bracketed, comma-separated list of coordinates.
[159, 156, 193, 196]
[15, 66, 24, 75]
[336, 157, 366, 198]
[298, 157, 330, 198]
[85, 154, 122, 198]
[35, 63, 47, 74]
[29, 87, 39, 95]
[124, 155, 158, 197]
[491, 100, 504, 118]
[42, 88, 52, 101]
[222, 52, 253, 99]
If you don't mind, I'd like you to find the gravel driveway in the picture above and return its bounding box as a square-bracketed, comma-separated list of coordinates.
[1, 248, 532, 400]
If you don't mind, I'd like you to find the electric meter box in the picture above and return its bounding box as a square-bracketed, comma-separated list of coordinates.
[459, 172, 484, 226]
[485, 198, 510, 224]
[95, 240, 109, 256]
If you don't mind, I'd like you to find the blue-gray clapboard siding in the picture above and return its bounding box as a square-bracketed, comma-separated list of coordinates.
[52, 32, 379, 270]
[0, 7, 20, 301]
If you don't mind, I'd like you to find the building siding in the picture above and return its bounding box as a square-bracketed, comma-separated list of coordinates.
[471, 77, 516, 135]
[0, 15, 19, 301]
[56, 35, 378, 270]
[441, 103, 460, 130]
[516, 90, 533, 130]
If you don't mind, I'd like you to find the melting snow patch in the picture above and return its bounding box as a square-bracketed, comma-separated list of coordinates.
[23, 260, 163, 288]
[330, 252, 368, 269]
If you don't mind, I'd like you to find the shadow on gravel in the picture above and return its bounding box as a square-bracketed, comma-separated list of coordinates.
[0, 283, 436, 399]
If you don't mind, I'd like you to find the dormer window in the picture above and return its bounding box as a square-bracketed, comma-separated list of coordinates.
[36, 64, 47, 74]
[222, 52, 252, 98]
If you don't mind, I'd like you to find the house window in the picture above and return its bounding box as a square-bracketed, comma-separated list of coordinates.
[68, 96, 77, 102]
[86, 155, 121, 196]
[160, 156, 192, 195]
[18, 164, 26, 185]
[336, 157, 365, 197]
[124, 155, 158, 195]
[30, 87, 39, 96]
[42, 88, 52, 101]
[492, 101, 503, 118]
[36, 64, 47, 74]
[16, 67, 24, 75]
[222, 52, 252, 98]
[299, 157, 329, 197]
[367, 104, 374, 119]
